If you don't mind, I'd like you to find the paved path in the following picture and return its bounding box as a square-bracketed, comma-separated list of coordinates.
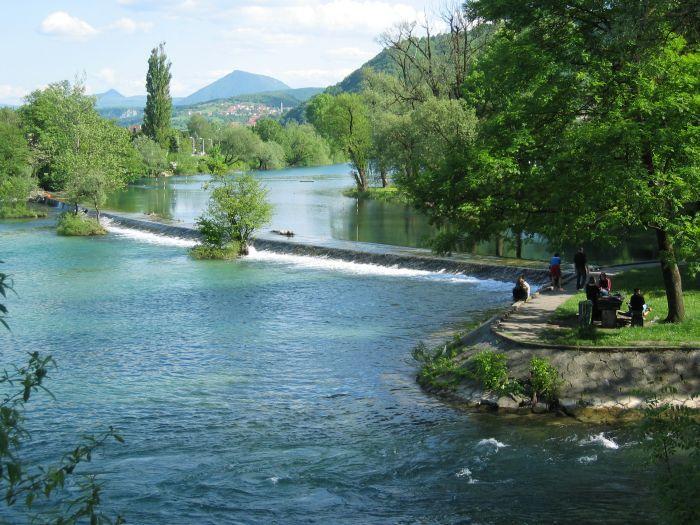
[492, 263, 661, 348]
[492, 280, 576, 346]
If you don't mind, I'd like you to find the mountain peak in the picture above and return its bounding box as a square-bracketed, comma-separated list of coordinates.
[181, 70, 290, 106]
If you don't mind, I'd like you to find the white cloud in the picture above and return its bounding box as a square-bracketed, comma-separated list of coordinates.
[0, 84, 28, 104]
[39, 11, 98, 40]
[237, 1, 421, 36]
[96, 68, 117, 84]
[109, 17, 153, 33]
[222, 27, 306, 46]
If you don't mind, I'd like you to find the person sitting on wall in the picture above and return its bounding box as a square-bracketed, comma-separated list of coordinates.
[512, 275, 531, 302]
[597, 272, 612, 296]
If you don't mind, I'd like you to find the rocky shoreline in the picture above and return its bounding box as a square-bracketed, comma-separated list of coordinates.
[419, 300, 699, 423]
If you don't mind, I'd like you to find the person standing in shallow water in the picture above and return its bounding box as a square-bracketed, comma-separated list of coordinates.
[574, 247, 588, 290]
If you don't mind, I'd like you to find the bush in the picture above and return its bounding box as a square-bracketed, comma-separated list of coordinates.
[56, 213, 106, 236]
[412, 342, 467, 390]
[468, 350, 521, 396]
[195, 173, 273, 254]
[529, 357, 562, 402]
[189, 242, 240, 260]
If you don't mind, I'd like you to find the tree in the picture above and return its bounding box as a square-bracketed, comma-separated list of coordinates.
[307, 93, 372, 190]
[196, 174, 273, 255]
[0, 109, 36, 217]
[19, 81, 95, 191]
[133, 135, 169, 177]
[252, 118, 284, 143]
[254, 140, 286, 170]
[471, 0, 700, 322]
[281, 123, 331, 167]
[219, 126, 262, 166]
[186, 114, 220, 144]
[143, 42, 172, 148]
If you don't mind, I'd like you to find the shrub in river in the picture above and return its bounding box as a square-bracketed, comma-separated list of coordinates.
[529, 357, 562, 404]
[56, 212, 106, 236]
[189, 241, 241, 260]
[193, 173, 273, 258]
[468, 350, 521, 396]
[412, 342, 467, 390]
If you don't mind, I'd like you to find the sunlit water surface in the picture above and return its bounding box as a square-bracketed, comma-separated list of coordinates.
[104, 164, 659, 264]
[1, 217, 656, 524]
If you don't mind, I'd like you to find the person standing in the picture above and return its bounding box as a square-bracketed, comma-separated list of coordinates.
[549, 252, 563, 291]
[574, 247, 588, 290]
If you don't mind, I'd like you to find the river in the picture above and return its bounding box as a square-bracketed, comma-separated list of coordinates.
[104, 164, 659, 265]
[0, 165, 659, 523]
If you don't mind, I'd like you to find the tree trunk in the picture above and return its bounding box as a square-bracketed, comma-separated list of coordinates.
[655, 228, 685, 323]
[380, 169, 388, 188]
[496, 236, 504, 257]
[515, 231, 523, 259]
[357, 168, 368, 191]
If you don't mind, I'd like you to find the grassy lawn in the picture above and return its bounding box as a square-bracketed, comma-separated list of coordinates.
[549, 266, 700, 347]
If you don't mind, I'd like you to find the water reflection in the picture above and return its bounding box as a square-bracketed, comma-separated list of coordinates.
[105, 164, 657, 265]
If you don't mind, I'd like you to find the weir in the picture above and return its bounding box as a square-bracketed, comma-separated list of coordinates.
[43, 198, 551, 283]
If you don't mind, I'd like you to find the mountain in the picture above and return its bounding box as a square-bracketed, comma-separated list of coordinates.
[95, 89, 147, 109]
[179, 70, 290, 106]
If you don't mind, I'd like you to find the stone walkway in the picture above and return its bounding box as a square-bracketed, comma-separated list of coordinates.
[492, 279, 576, 347]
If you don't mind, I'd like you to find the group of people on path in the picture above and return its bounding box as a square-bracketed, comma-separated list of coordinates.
[512, 247, 650, 325]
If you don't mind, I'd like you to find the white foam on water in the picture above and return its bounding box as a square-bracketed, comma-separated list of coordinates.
[476, 438, 509, 450]
[101, 218, 198, 248]
[268, 476, 279, 485]
[455, 467, 478, 484]
[247, 246, 507, 285]
[578, 455, 598, 464]
[99, 220, 511, 286]
[581, 433, 620, 450]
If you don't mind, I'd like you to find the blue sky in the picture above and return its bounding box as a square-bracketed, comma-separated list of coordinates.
[0, 0, 442, 104]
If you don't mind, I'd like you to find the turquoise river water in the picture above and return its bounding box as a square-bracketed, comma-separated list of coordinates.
[1, 169, 659, 523]
[104, 165, 659, 264]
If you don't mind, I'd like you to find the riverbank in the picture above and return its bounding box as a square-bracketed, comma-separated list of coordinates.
[419, 268, 699, 423]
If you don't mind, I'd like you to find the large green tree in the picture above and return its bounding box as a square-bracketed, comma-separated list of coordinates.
[307, 93, 372, 190]
[470, 0, 700, 322]
[0, 109, 36, 217]
[143, 42, 172, 147]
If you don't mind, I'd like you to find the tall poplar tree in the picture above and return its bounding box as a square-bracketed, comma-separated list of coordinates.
[143, 42, 172, 147]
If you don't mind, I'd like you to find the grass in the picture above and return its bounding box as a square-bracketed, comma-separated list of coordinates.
[550, 266, 700, 346]
[342, 186, 410, 204]
[56, 213, 106, 236]
[189, 242, 241, 260]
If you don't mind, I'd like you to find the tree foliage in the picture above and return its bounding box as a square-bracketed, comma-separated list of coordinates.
[0, 109, 36, 218]
[307, 93, 372, 190]
[195, 174, 273, 255]
[143, 42, 173, 147]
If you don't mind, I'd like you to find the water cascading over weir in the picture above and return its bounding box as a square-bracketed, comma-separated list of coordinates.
[42, 198, 552, 284]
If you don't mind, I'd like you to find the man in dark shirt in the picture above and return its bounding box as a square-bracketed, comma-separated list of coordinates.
[574, 247, 588, 290]
[629, 288, 646, 326]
